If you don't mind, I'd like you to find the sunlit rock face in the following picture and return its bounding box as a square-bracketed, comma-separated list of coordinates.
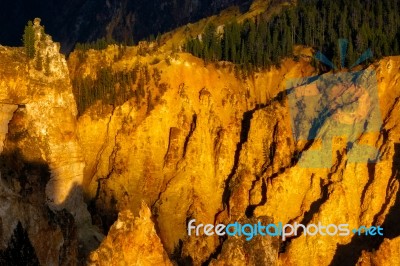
[0, 18, 86, 212]
[0, 18, 400, 264]
[357, 237, 400, 266]
[0, 20, 101, 263]
[76, 46, 400, 265]
[73, 47, 314, 264]
[88, 203, 173, 266]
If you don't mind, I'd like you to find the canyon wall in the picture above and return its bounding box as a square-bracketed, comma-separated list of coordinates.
[73, 44, 400, 265]
[0, 21, 101, 264]
[0, 29, 399, 264]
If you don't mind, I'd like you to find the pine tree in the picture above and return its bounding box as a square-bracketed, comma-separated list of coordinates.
[183, 0, 400, 70]
[23, 21, 35, 59]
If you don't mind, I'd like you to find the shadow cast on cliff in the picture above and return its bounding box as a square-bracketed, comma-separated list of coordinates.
[0, 149, 99, 265]
[85, 181, 119, 236]
[329, 142, 400, 266]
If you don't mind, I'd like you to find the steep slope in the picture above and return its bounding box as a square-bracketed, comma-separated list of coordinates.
[88, 203, 173, 265]
[0, 19, 102, 264]
[0, 14, 399, 266]
[69, 44, 315, 264]
[70, 39, 400, 265]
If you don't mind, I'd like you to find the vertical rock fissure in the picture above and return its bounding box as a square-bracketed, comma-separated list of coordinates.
[182, 113, 197, 159]
[0, 105, 18, 155]
[89, 106, 116, 185]
[89, 106, 134, 234]
[220, 89, 291, 216]
[221, 105, 259, 215]
[329, 142, 400, 266]
[245, 177, 267, 218]
[152, 113, 198, 220]
[245, 122, 279, 217]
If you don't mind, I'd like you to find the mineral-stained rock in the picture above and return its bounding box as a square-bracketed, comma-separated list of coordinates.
[0, 19, 102, 263]
[1, 18, 400, 265]
[88, 202, 172, 266]
[208, 216, 279, 266]
[79, 51, 400, 265]
[357, 237, 400, 266]
[75, 49, 315, 264]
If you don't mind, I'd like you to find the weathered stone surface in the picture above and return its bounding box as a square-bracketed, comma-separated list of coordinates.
[74, 49, 314, 264]
[1, 22, 400, 265]
[209, 216, 279, 266]
[88, 203, 172, 266]
[0, 20, 102, 263]
[357, 237, 400, 266]
[79, 51, 400, 265]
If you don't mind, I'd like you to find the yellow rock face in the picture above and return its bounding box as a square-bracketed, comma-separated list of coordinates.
[76, 49, 400, 265]
[1, 29, 400, 265]
[0, 21, 102, 264]
[88, 203, 172, 266]
[357, 237, 400, 266]
[74, 48, 317, 263]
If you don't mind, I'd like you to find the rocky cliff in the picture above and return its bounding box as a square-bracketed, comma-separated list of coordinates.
[0, 20, 102, 264]
[0, 20, 399, 266]
[69, 42, 400, 265]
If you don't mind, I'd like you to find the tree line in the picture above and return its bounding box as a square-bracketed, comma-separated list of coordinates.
[22, 20, 52, 74]
[184, 0, 400, 70]
[74, 38, 119, 51]
[72, 64, 149, 114]
[23, 21, 35, 59]
[72, 62, 170, 115]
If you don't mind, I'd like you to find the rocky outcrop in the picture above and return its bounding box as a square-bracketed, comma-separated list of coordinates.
[357, 237, 400, 265]
[73, 48, 313, 264]
[76, 47, 400, 265]
[88, 203, 172, 266]
[209, 216, 279, 266]
[1, 19, 400, 265]
[0, 20, 102, 263]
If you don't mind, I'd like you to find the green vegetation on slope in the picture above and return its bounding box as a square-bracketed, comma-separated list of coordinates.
[72, 65, 142, 115]
[75, 38, 119, 51]
[72, 62, 168, 115]
[184, 0, 400, 69]
[22, 21, 35, 59]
